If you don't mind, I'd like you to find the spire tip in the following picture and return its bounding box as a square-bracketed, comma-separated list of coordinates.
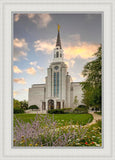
[58, 24, 60, 31]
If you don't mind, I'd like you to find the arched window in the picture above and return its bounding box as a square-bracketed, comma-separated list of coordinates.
[54, 72, 59, 97]
[56, 51, 59, 58]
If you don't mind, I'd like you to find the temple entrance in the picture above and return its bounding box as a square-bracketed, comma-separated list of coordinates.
[48, 99, 54, 110]
[56, 102, 61, 109]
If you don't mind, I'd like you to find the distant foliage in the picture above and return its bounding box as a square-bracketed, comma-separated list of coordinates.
[73, 107, 88, 114]
[20, 100, 28, 110]
[48, 109, 64, 114]
[13, 99, 20, 108]
[14, 107, 24, 114]
[29, 105, 39, 110]
[78, 105, 88, 109]
[81, 46, 102, 110]
[13, 99, 28, 110]
[63, 108, 73, 114]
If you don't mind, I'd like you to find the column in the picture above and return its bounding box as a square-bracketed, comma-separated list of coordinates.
[46, 100, 48, 111]
[61, 101, 63, 109]
[54, 100, 56, 109]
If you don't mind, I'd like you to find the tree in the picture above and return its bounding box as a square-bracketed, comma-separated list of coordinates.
[29, 105, 39, 110]
[81, 46, 102, 110]
[13, 99, 20, 108]
[74, 96, 79, 107]
[20, 100, 28, 110]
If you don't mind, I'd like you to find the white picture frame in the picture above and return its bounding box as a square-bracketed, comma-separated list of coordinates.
[0, 0, 115, 159]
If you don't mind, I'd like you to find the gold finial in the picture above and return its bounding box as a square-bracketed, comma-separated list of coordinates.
[58, 24, 60, 31]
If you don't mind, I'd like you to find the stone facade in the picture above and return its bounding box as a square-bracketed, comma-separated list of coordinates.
[28, 27, 83, 111]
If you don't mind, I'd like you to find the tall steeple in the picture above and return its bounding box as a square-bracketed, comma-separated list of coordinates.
[56, 24, 62, 49]
[53, 24, 64, 62]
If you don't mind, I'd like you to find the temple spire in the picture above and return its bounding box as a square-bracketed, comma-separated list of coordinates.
[56, 24, 62, 49]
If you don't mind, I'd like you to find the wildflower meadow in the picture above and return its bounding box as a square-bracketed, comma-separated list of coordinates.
[13, 114, 102, 147]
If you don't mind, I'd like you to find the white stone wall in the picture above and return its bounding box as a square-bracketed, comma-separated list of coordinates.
[28, 85, 46, 110]
[66, 75, 71, 108]
[70, 82, 83, 108]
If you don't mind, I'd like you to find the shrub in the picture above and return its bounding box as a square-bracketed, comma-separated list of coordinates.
[78, 105, 88, 109]
[63, 108, 73, 114]
[73, 107, 88, 114]
[48, 109, 64, 114]
[14, 107, 24, 114]
[29, 105, 39, 110]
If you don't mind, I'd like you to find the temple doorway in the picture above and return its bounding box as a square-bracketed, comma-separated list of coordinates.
[48, 99, 54, 110]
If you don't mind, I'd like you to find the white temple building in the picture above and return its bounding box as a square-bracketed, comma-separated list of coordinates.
[28, 25, 83, 111]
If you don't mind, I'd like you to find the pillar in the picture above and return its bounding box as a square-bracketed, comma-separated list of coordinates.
[54, 100, 56, 109]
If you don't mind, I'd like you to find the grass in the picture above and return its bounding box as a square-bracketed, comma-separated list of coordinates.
[14, 113, 93, 127]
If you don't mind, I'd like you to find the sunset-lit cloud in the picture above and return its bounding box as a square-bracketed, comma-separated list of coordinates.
[13, 57, 19, 61]
[34, 38, 99, 60]
[14, 38, 28, 49]
[37, 65, 44, 71]
[65, 60, 75, 69]
[30, 61, 37, 66]
[34, 40, 55, 53]
[31, 14, 52, 28]
[27, 14, 35, 19]
[13, 66, 22, 73]
[72, 77, 77, 81]
[14, 14, 20, 22]
[14, 78, 26, 84]
[25, 67, 36, 75]
[64, 42, 99, 60]
[13, 91, 20, 97]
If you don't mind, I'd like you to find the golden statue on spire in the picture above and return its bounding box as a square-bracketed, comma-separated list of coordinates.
[58, 24, 60, 31]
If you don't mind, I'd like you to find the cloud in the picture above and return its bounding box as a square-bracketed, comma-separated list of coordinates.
[14, 14, 52, 28]
[13, 89, 28, 97]
[19, 51, 27, 56]
[13, 57, 19, 61]
[14, 38, 28, 49]
[13, 50, 28, 61]
[30, 61, 37, 66]
[72, 76, 77, 81]
[34, 37, 99, 60]
[64, 42, 99, 60]
[13, 91, 20, 97]
[27, 14, 35, 19]
[23, 88, 29, 92]
[37, 65, 44, 71]
[31, 14, 52, 28]
[13, 66, 22, 73]
[14, 78, 26, 84]
[14, 14, 21, 22]
[65, 60, 75, 69]
[34, 39, 55, 53]
[26, 67, 36, 75]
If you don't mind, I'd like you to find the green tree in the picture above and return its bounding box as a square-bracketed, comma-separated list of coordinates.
[29, 105, 39, 110]
[20, 100, 28, 110]
[13, 99, 20, 108]
[81, 46, 102, 110]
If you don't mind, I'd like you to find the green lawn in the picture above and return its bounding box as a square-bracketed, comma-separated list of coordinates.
[14, 113, 93, 127]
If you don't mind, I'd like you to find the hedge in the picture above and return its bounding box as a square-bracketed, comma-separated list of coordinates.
[73, 107, 88, 114]
[48, 109, 64, 114]
[14, 107, 24, 114]
[29, 105, 39, 110]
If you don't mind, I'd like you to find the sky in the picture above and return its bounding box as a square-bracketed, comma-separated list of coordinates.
[13, 13, 102, 101]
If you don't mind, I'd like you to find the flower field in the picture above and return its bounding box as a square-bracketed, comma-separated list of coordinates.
[13, 114, 102, 147]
